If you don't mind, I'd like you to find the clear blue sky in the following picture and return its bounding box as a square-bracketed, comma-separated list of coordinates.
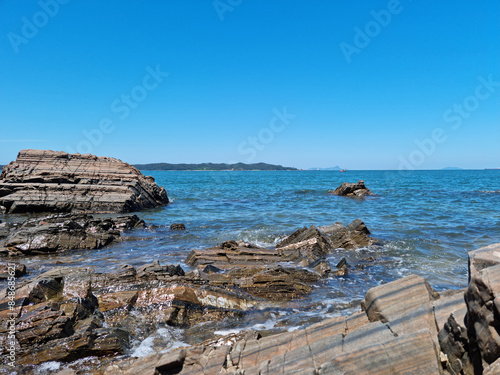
[1, 1, 499, 169]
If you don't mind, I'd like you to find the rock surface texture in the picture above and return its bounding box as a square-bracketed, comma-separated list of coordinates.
[0, 214, 144, 256]
[96, 242, 500, 375]
[0, 149, 169, 214]
[331, 179, 373, 197]
[185, 220, 373, 300]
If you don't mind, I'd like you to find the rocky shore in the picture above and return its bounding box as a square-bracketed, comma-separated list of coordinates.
[3, 242, 498, 374]
[0, 151, 497, 374]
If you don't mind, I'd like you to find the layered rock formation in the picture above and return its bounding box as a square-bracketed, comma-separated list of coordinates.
[185, 220, 373, 300]
[94, 242, 500, 375]
[331, 179, 373, 196]
[0, 214, 144, 256]
[0, 149, 169, 214]
[0, 262, 262, 367]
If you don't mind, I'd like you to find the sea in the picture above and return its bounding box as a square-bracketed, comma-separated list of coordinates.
[9, 169, 500, 367]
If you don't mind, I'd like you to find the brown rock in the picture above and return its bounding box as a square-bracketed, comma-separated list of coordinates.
[1, 213, 144, 255]
[320, 219, 374, 250]
[330, 179, 373, 197]
[170, 223, 186, 230]
[0, 262, 26, 279]
[0, 149, 169, 213]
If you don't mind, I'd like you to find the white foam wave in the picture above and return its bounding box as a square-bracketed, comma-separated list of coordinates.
[36, 361, 61, 373]
[131, 327, 189, 358]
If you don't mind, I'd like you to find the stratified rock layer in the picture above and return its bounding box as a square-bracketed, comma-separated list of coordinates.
[0, 149, 169, 213]
[102, 243, 500, 375]
[0, 214, 144, 256]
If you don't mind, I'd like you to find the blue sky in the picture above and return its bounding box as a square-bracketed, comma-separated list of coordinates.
[1, 1, 499, 169]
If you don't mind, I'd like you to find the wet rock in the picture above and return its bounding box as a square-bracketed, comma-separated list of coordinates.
[136, 260, 185, 279]
[0, 222, 11, 239]
[276, 225, 332, 266]
[1, 214, 144, 256]
[0, 149, 169, 214]
[309, 258, 332, 275]
[330, 179, 373, 196]
[320, 218, 374, 249]
[170, 223, 186, 230]
[186, 241, 322, 300]
[0, 262, 26, 279]
[104, 286, 444, 375]
[333, 257, 349, 276]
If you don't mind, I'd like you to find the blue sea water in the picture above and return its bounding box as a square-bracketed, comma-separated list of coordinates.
[17, 170, 500, 337]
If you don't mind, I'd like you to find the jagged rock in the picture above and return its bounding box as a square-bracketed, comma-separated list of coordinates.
[465, 261, 500, 367]
[0, 149, 169, 213]
[0, 268, 127, 366]
[330, 179, 373, 196]
[186, 240, 322, 300]
[104, 273, 448, 374]
[136, 260, 185, 278]
[276, 225, 332, 266]
[0, 262, 261, 367]
[0, 222, 11, 239]
[0, 262, 26, 279]
[0, 214, 144, 256]
[438, 313, 473, 375]
[170, 223, 186, 230]
[320, 218, 374, 249]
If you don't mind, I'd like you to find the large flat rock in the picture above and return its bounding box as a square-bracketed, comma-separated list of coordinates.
[0, 149, 169, 213]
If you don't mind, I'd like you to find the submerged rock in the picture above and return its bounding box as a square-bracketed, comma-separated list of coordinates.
[170, 223, 186, 230]
[0, 214, 144, 256]
[0, 149, 169, 214]
[331, 179, 373, 197]
[186, 241, 321, 300]
[186, 221, 374, 300]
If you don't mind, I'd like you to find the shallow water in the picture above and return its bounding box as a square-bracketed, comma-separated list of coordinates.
[5, 170, 500, 368]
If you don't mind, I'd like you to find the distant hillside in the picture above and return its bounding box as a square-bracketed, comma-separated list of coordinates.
[133, 162, 297, 171]
[308, 166, 342, 171]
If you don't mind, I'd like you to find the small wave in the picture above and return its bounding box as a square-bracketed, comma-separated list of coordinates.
[478, 190, 500, 194]
[214, 328, 244, 336]
[35, 362, 61, 374]
[130, 327, 188, 357]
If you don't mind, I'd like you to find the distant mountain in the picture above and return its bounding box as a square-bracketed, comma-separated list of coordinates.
[442, 167, 463, 170]
[308, 166, 342, 171]
[133, 162, 297, 171]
